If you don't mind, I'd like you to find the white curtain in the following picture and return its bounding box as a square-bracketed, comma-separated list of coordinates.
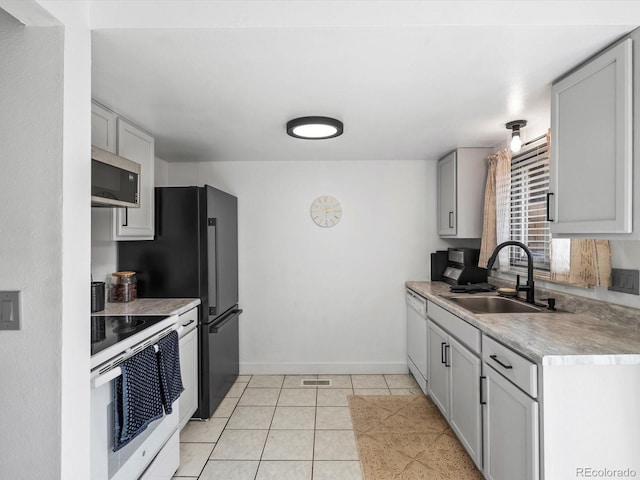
[550, 239, 612, 287]
[479, 148, 511, 270]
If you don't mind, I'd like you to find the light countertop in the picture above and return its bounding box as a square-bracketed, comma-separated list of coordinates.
[406, 281, 640, 366]
[93, 298, 200, 317]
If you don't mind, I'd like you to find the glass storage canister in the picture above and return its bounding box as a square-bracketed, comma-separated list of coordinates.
[109, 271, 137, 302]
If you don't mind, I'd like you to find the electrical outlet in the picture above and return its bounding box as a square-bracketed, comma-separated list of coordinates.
[608, 269, 639, 295]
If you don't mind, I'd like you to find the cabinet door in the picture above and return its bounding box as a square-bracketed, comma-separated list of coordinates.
[114, 118, 155, 240]
[550, 38, 633, 235]
[438, 151, 457, 236]
[178, 326, 198, 430]
[427, 319, 450, 417]
[91, 101, 117, 153]
[449, 337, 482, 469]
[483, 364, 539, 480]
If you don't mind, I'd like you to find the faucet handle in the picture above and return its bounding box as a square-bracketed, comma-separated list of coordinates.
[539, 297, 556, 310]
[546, 298, 556, 311]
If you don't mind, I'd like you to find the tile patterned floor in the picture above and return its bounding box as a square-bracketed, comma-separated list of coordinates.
[172, 374, 422, 480]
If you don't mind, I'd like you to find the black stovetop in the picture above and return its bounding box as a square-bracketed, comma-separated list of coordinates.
[90, 315, 170, 356]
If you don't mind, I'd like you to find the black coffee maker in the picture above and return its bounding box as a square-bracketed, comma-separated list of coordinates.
[440, 248, 488, 286]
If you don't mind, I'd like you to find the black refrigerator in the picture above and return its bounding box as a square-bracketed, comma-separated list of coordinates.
[118, 185, 240, 419]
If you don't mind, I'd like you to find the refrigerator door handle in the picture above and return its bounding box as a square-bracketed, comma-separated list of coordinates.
[207, 217, 218, 315]
[208, 309, 242, 333]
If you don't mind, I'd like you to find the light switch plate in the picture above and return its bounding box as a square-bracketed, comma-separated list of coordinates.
[0, 291, 21, 330]
[608, 269, 639, 295]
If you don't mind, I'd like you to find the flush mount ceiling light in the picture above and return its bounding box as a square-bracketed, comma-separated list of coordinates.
[286, 116, 344, 140]
[506, 120, 527, 153]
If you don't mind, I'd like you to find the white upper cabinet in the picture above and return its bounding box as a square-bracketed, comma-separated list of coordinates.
[438, 148, 492, 238]
[91, 99, 156, 240]
[114, 118, 155, 240]
[438, 152, 457, 236]
[91, 101, 117, 154]
[550, 38, 633, 237]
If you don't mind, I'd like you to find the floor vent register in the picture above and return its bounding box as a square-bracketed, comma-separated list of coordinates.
[301, 379, 332, 387]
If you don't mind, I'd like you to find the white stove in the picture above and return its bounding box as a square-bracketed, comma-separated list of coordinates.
[90, 313, 188, 480]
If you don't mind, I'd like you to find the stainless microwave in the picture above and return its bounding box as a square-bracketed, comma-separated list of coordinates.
[91, 146, 141, 208]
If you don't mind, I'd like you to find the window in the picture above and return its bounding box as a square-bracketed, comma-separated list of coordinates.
[509, 134, 551, 275]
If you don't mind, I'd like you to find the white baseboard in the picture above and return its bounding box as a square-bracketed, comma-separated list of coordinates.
[239, 361, 409, 375]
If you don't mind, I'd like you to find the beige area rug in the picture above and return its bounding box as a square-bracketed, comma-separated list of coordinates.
[348, 395, 484, 480]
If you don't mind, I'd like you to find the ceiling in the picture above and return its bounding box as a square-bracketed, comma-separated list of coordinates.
[90, 1, 638, 162]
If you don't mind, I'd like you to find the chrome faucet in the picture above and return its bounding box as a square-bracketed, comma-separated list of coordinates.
[486, 241, 536, 304]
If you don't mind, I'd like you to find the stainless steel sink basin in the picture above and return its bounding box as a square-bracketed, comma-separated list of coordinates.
[445, 296, 542, 314]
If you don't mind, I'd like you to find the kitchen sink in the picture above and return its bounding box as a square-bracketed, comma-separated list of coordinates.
[445, 295, 543, 314]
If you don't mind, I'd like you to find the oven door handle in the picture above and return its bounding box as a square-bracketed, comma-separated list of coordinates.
[91, 321, 188, 389]
[92, 367, 123, 389]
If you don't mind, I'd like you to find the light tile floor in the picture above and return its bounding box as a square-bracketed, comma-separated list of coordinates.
[173, 374, 422, 480]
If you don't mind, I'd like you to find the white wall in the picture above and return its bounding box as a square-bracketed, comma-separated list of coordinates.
[155, 156, 170, 186]
[53, 3, 92, 477]
[169, 159, 438, 373]
[0, 8, 65, 477]
[0, 3, 93, 478]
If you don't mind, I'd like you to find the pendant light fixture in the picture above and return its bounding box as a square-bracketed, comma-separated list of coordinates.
[286, 116, 344, 140]
[506, 120, 527, 153]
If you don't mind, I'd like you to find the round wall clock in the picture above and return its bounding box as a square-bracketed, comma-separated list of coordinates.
[310, 195, 342, 228]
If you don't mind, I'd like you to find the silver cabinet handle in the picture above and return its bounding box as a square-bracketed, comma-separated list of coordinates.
[448, 211, 454, 228]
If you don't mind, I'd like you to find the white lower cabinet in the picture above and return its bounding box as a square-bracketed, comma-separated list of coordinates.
[483, 362, 539, 480]
[178, 308, 199, 430]
[422, 298, 640, 480]
[427, 314, 482, 469]
[449, 336, 482, 466]
[427, 320, 450, 417]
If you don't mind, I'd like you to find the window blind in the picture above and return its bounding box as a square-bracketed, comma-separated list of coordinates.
[510, 134, 551, 273]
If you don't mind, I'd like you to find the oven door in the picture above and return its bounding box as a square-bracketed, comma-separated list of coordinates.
[90, 371, 179, 480]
